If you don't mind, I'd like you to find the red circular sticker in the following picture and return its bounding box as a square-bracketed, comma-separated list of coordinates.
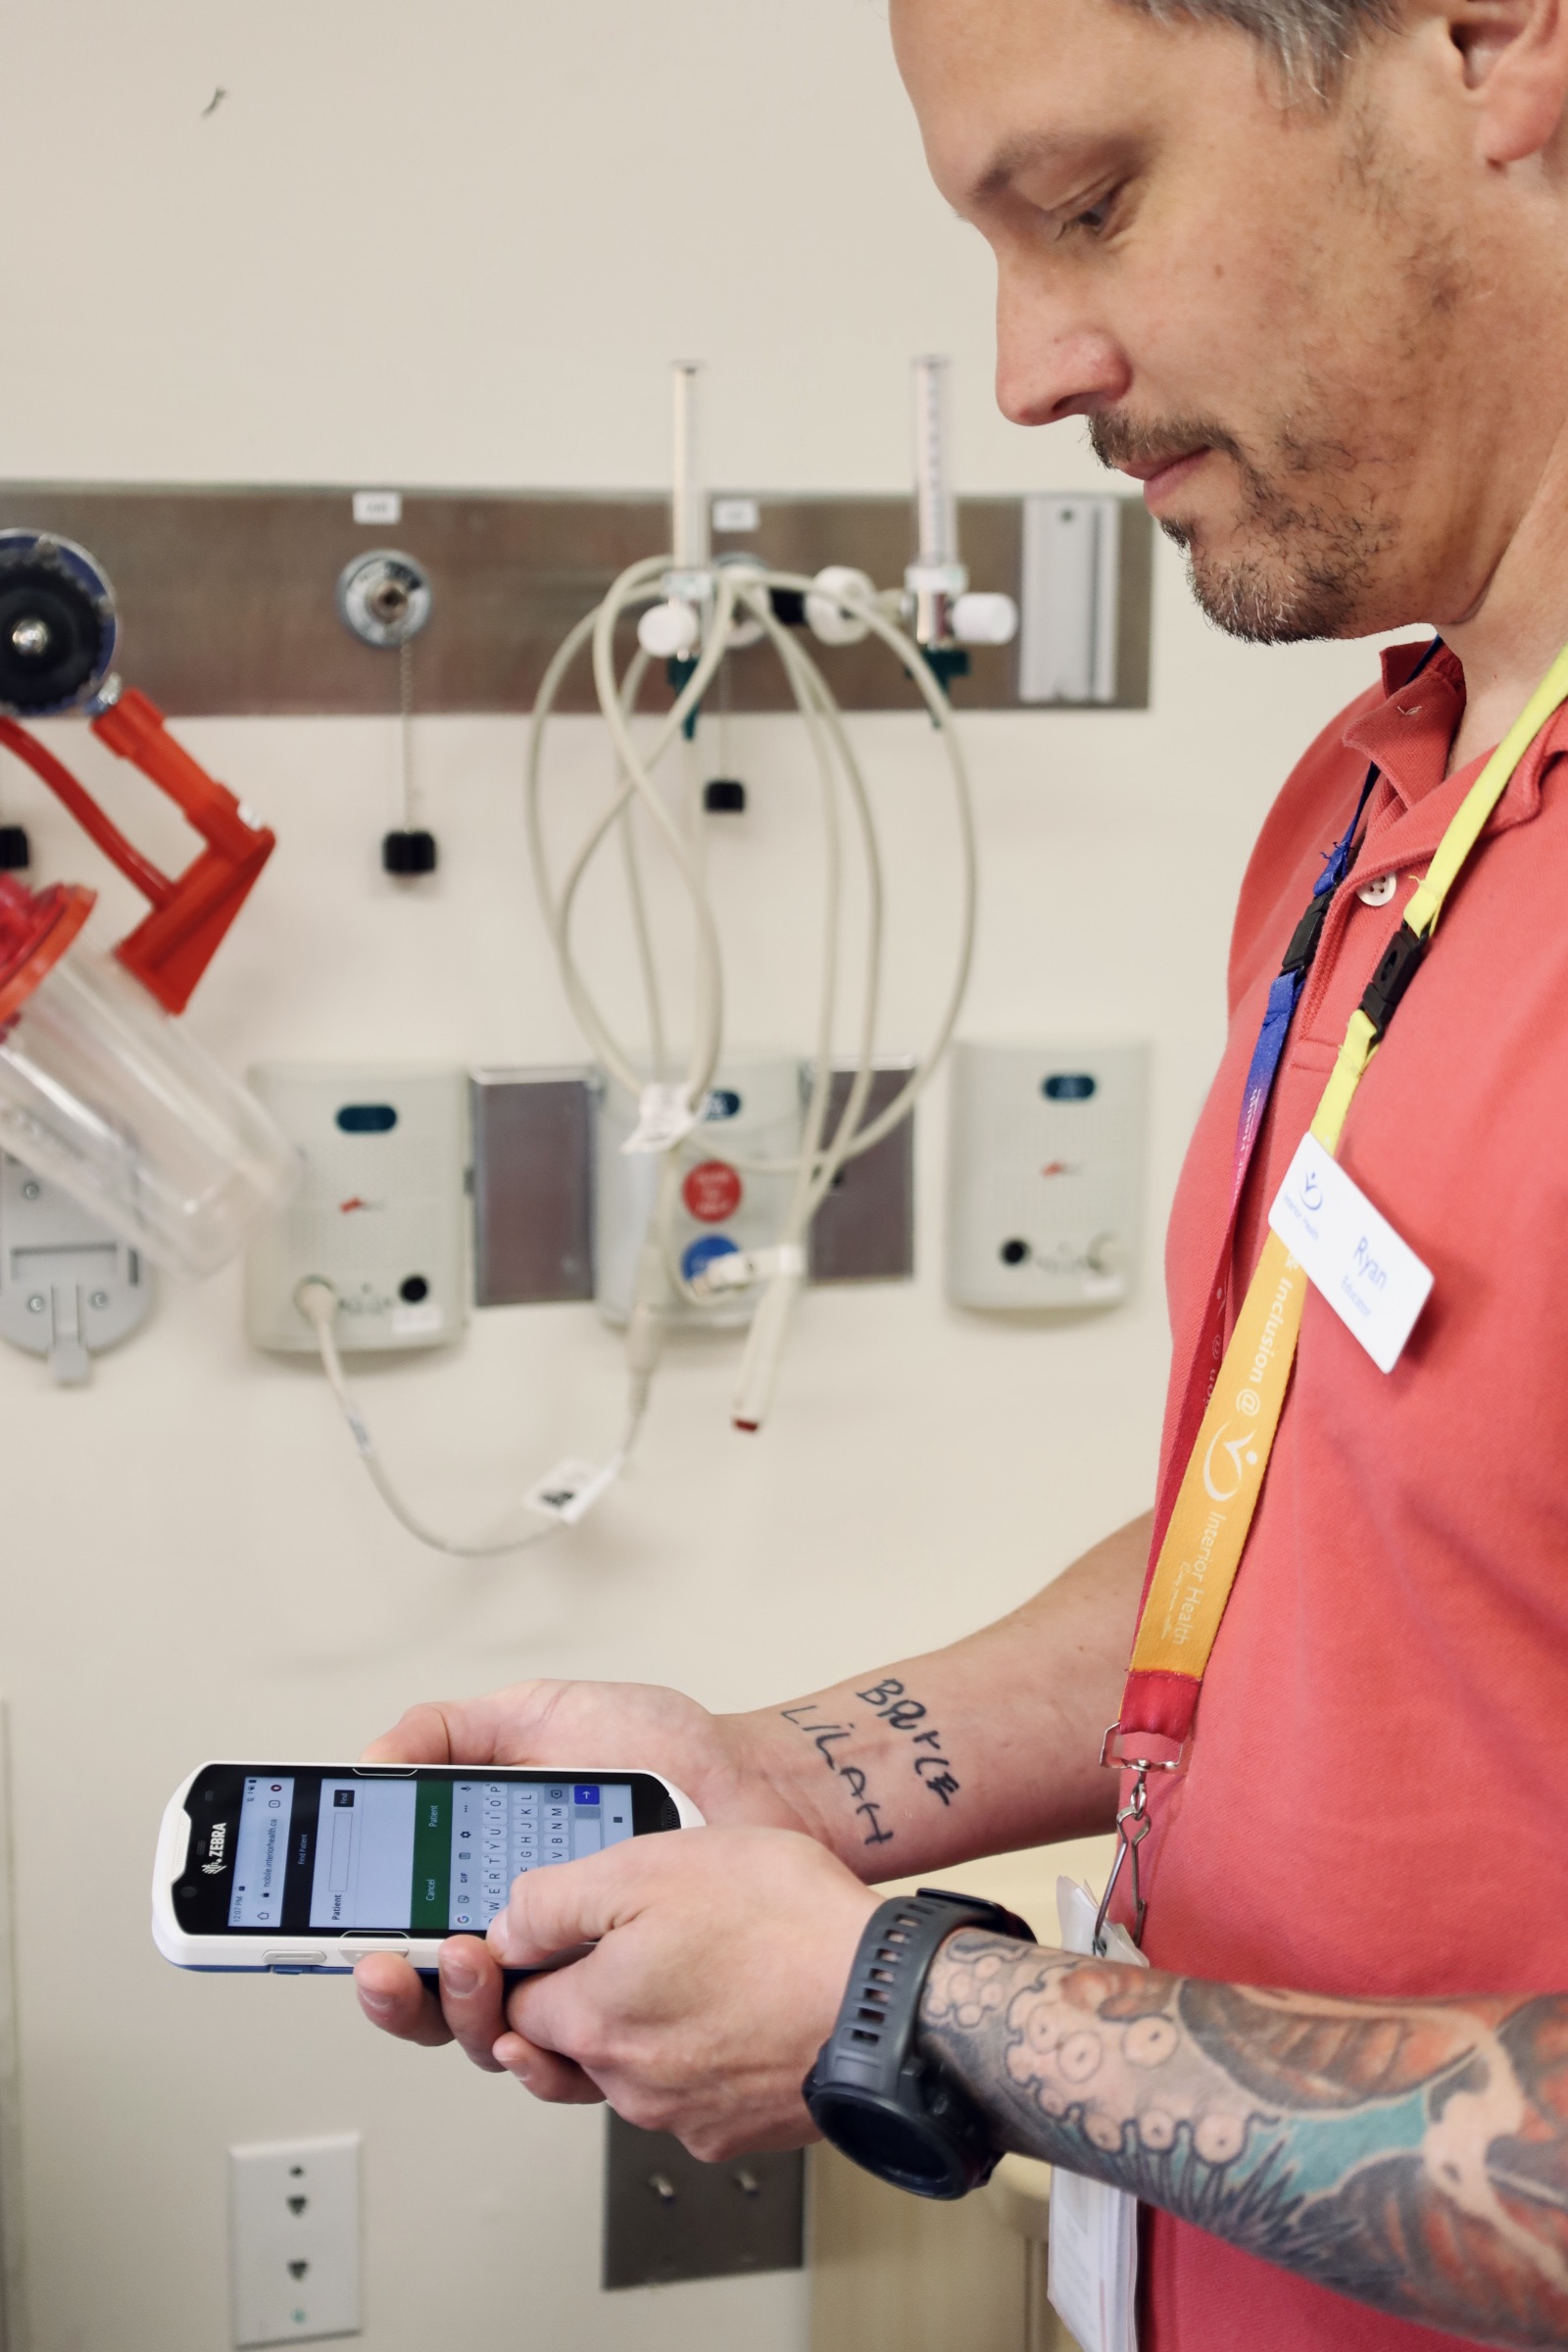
[683, 1159, 743, 1223]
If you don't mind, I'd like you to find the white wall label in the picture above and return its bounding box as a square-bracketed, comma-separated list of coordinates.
[711, 496, 760, 534]
[351, 491, 401, 525]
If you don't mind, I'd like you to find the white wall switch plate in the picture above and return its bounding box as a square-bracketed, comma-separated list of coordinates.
[229, 2133, 361, 2348]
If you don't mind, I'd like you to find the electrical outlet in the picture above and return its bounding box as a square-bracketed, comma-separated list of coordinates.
[229, 2134, 361, 2348]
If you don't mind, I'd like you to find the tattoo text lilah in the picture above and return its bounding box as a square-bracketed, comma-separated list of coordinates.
[779, 1704, 895, 1847]
[919, 1930, 1568, 2349]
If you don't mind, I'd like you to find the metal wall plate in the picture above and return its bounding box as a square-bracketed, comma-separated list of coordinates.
[0, 486, 1152, 715]
[808, 1066, 916, 1283]
[603, 2113, 804, 2290]
[1020, 495, 1123, 706]
[469, 1068, 596, 1307]
[468, 1064, 914, 1304]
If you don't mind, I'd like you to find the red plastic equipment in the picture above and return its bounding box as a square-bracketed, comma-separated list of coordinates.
[0, 687, 275, 1015]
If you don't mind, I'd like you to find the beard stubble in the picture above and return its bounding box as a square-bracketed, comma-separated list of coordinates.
[1088, 406, 1391, 644]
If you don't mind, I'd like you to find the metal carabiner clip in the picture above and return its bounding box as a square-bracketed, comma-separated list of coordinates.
[1093, 1771, 1152, 1955]
[1090, 1722, 1187, 1956]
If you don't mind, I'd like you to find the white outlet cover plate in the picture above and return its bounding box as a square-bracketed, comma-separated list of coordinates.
[229, 2133, 361, 2348]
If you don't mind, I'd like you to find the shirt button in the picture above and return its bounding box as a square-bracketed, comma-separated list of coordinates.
[1357, 872, 1399, 906]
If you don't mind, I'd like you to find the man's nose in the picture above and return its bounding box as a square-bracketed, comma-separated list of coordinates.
[995, 263, 1131, 427]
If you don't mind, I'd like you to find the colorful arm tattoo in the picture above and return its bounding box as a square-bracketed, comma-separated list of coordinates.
[918, 1931, 1568, 2347]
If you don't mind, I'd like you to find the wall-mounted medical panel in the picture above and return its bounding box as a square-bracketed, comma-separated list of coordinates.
[245, 1064, 469, 1354]
[593, 1059, 805, 1331]
[0, 486, 1152, 715]
[946, 1040, 1149, 1310]
[467, 1064, 920, 1309]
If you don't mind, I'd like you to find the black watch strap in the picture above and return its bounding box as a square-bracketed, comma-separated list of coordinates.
[803, 1886, 1034, 2201]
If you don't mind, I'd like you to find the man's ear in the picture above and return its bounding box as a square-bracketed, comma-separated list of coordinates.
[1440, 0, 1568, 162]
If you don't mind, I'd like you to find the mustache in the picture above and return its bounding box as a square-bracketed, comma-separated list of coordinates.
[1088, 412, 1246, 474]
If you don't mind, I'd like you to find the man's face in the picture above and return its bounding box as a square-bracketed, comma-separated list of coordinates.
[893, 0, 1509, 642]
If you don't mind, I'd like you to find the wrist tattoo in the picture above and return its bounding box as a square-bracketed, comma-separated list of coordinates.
[856, 1680, 961, 1806]
[779, 1704, 894, 1847]
[778, 1675, 962, 1847]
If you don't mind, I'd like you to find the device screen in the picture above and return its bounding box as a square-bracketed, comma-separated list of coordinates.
[172, 1766, 676, 1938]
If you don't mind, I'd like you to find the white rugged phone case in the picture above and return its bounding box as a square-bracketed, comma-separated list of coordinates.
[151, 1761, 704, 1975]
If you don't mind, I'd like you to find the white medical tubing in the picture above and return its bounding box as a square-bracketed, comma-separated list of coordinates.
[526, 543, 976, 1433]
[732, 567, 977, 1165]
[614, 653, 668, 1078]
[296, 1278, 644, 1560]
[300, 434, 982, 1536]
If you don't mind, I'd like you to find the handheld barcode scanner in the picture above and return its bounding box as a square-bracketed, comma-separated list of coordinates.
[153, 1761, 704, 1975]
[0, 530, 296, 1276]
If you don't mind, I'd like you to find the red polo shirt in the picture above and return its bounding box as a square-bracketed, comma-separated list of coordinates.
[1139, 642, 1568, 2351]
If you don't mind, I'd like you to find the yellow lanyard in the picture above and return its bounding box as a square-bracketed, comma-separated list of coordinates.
[1096, 641, 1568, 1949]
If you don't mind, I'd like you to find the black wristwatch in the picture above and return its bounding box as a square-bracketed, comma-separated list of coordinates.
[803, 1886, 1034, 2201]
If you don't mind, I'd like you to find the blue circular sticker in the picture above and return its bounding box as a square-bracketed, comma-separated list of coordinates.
[681, 1233, 740, 1282]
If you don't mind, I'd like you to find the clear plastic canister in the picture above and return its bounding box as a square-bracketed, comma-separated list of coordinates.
[0, 937, 297, 1278]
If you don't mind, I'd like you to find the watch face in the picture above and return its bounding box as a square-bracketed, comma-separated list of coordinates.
[808, 2086, 973, 2200]
[806, 1892, 1020, 2203]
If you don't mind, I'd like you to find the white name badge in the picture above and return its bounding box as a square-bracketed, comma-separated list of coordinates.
[1267, 1134, 1433, 1373]
[1047, 1879, 1145, 2352]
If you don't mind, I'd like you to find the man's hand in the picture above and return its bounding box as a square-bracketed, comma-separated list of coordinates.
[362, 1677, 814, 1833]
[484, 1826, 878, 2158]
[355, 1677, 822, 2069]
[355, 1521, 1146, 2074]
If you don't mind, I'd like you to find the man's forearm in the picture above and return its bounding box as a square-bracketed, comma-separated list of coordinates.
[732, 1513, 1149, 1878]
[919, 1929, 1568, 2350]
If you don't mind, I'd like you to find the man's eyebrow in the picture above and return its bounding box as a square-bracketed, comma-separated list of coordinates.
[968, 130, 1102, 208]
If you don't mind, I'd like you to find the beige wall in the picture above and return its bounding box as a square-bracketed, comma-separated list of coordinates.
[0, 5, 1389, 2349]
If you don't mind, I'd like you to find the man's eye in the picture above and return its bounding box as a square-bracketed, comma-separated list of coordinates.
[1068, 190, 1118, 237]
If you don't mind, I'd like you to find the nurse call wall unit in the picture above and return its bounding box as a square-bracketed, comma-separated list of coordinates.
[945, 1040, 1148, 1309]
[244, 1064, 468, 1353]
[592, 1057, 805, 1331]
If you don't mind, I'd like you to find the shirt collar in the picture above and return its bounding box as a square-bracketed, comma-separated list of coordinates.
[1342, 641, 1467, 810]
[1341, 636, 1568, 849]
